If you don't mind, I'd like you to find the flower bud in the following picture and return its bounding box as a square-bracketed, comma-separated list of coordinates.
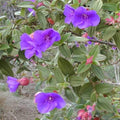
[18, 78, 29, 86]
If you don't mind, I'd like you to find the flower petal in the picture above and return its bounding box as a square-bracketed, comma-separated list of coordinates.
[35, 92, 47, 104]
[7, 76, 19, 92]
[53, 93, 66, 109]
[33, 30, 43, 45]
[37, 101, 57, 114]
[72, 7, 86, 27]
[25, 49, 35, 59]
[87, 10, 100, 26]
[64, 4, 75, 24]
[20, 33, 34, 50]
[28, 8, 35, 16]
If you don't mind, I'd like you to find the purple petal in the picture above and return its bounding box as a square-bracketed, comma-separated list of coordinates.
[28, 8, 35, 16]
[38, 28, 61, 51]
[64, 4, 75, 24]
[35, 92, 47, 104]
[24, 0, 35, 2]
[35, 49, 42, 58]
[33, 30, 43, 44]
[7, 76, 20, 92]
[25, 48, 35, 59]
[87, 10, 100, 26]
[20, 33, 35, 50]
[37, 101, 57, 114]
[72, 7, 87, 27]
[54, 93, 66, 109]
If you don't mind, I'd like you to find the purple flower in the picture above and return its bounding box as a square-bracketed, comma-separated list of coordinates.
[63, 4, 75, 24]
[7, 76, 20, 92]
[20, 32, 42, 59]
[72, 7, 100, 29]
[112, 46, 117, 50]
[34, 28, 61, 52]
[87, 41, 92, 45]
[34, 92, 66, 114]
[20, 28, 61, 59]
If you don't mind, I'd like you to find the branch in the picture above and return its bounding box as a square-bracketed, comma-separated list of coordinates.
[65, 30, 116, 47]
[89, 39, 116, 47]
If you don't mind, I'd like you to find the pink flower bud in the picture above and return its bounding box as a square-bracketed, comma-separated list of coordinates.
[78, 0, 81, 3]
[82, 32, 88, 38]
[37, 2, 44, 7]
[86, 56, 93, 65]
[18, 78, 29, 86]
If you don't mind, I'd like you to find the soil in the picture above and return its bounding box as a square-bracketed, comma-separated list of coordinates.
[0, 82, 41, 120]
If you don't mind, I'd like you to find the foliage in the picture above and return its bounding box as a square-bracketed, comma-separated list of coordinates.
[1, 0, 120, 119]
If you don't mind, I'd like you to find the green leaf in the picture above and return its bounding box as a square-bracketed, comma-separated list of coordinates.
[97, 96, 114, 112]
[58, 57, 75, 76]
[65, 87, 76, 102]
[0, 44, 9, 50]
[91, 64, 104, 80]
[103, 26, 116, 40]
[37, 65, 50, 80]
[90, 91, 97, 102]
[71, 45, 86, 55]
[0, 16, 6, 21]
[53, 67, 64, 83]
[57, 32, 71, 45]
[21, 8, 26, 17]
[37, 11, 47, 29]
[72, 55, 86, 62]
[58, 25, 66, 34]
[87, 26, 96, 37]
[89, 45, 99, 60]
[102, 3, 117, 11]
[78, 62, 91, 73]
[0, 59, 14, 76]
[69, 36, 88, 42]
[20, 25, 33, 34]
[17, 66, 30, 74]
[90, 0, 103, 12]
[113, 31, 120, 50]
[18, 50, 27, 60]
[69, 75, 84, 87]
[12, 29, 21, 42]
[44, 86, 58, 92]
[95, 83, 113, 94]
[79, 83, 94, 99]
[95, 54, 106, 61]
[59, 44, 71, 58]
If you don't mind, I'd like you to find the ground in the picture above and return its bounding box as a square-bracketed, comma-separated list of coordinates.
[0, 81, 41, 120]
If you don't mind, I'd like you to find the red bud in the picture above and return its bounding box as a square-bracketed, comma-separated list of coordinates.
[18, 78, 30, 86]
[47, 18, 55, 25]
[86, 56, 93, 65]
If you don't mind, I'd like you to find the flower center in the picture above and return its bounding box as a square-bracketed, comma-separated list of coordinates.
[45, 35, 50, 41]
[82, 14, 88, 19]
[48, 96, 54, 102]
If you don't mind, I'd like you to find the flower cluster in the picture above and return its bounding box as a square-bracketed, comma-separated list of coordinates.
[76, 104, 95, 120]
[64, 4, 100, 29]
[34, 92, 66, 114]
[20, 28, 61, 59]
[7, 76, 30, 92]
[105, 13, 120, 25]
